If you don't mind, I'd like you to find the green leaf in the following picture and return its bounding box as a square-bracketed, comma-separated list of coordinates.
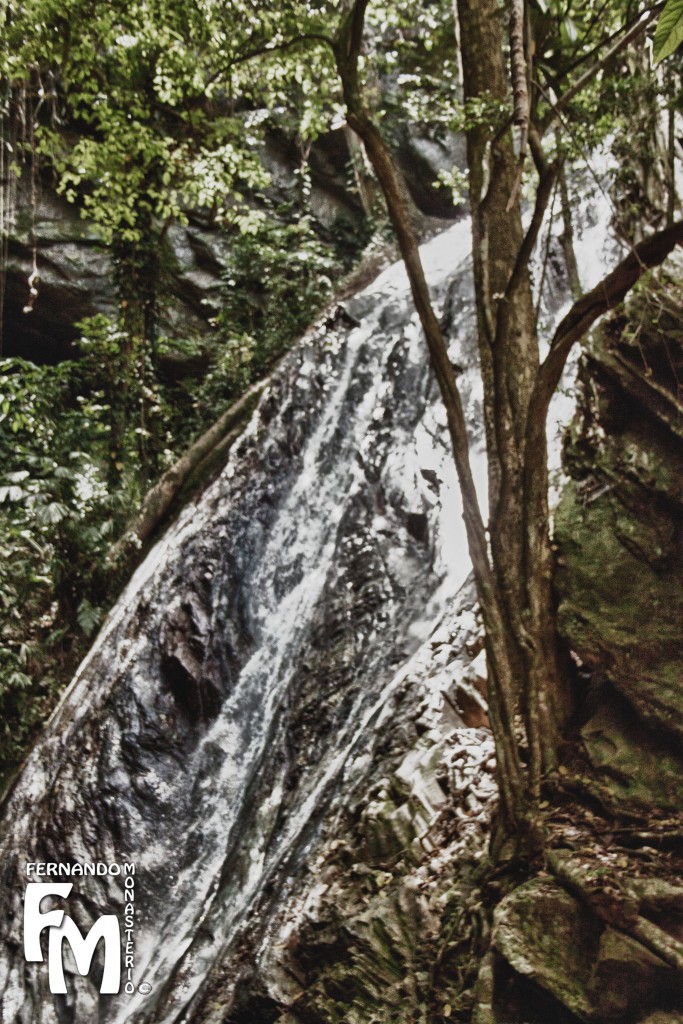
[654, 0, 683, 62]
[8, 671, 32, 690]
[77, 599, 102, 637]
[36, 502, 70, 526]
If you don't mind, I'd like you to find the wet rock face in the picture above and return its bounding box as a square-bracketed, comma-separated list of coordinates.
[3, 186, 117, 363]
[555, 285, 683, 813]
[395, 128, 467, 219]
[2, 187, 265, 363]
[0, 227, 482, 1024]
[215, 589, 499, 1024]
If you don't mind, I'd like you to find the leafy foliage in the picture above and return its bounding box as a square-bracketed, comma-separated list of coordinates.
[1, 0, 339, 245]
[655, 0, 683, 62]
[0, 356, 111, 777]
[211, 213, 336, 385]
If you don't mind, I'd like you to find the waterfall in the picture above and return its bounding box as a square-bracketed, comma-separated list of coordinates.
[0, 194, 618, 1024]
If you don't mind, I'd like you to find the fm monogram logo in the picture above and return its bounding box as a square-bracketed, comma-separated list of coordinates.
[24, 883, 121, 994]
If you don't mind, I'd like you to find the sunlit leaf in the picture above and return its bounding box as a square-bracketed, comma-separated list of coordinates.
[654, 0, 683, 62]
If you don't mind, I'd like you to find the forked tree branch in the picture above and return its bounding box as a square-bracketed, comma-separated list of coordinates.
[539, 219, 683, 405]
[522, 219, 683, 558]
[503, 159, 558, 307]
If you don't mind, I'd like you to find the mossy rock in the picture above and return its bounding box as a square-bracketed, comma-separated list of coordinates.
[580, 693, 683, 811]
[492, 879, 598, 1020]
[556, 305, 683, 811]
[556, 479, 683, 744]
[492, 877, 680, 1023]
[638, 1013, 683, 1024]
[589, 928, 678, 1022]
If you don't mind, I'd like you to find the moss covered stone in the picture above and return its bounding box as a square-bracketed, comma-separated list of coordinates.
[492, 879, 599, 1020]
[555, 298, 683, 812]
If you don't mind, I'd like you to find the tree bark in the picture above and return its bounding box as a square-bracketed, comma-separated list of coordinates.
[509, 0, 528, 130]
[456, 0, 564, 789]
[107, 380, 266, 571]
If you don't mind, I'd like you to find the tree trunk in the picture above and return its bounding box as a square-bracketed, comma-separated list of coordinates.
[107, 380, 266, 576]
[334, 0, 528, 832]
[456, 0, 565, 787]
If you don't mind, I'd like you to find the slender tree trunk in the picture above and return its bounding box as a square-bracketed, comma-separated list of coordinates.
[334, 1, 528, 833]
[456, 0, 565, 787]
[559, 166, 582, 300]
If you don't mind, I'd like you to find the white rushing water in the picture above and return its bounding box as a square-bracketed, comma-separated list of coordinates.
[0, 175, 620, 1024]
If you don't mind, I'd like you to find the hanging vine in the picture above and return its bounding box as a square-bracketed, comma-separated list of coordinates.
[0, 64, 21, 356]
[0, 70, 43, 349]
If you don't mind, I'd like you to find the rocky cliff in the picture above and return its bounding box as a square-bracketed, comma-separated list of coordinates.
[219, 265, 683, 1024]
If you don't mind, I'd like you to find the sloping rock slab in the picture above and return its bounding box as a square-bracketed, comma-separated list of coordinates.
[493, 879, 598, 1020]
[492, 877, 680, 1022]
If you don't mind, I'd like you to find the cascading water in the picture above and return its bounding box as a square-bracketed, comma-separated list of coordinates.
[0, 191, 618, 1024]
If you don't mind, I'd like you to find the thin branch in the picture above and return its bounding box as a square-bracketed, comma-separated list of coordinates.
[542, 2, 661, 89]
[534, 75, 635, 246]
[504, 161, 558, 305]
[510, 0, 529, 128]
[534, 177, 561, 324]
[521, 220, 683, 709]
[576, 0, 615, 48]
[506, 121, 550, 213]
[539, 219, 683, 403]
[528, 124, 549, 177]
[506, 0, 533, 211]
